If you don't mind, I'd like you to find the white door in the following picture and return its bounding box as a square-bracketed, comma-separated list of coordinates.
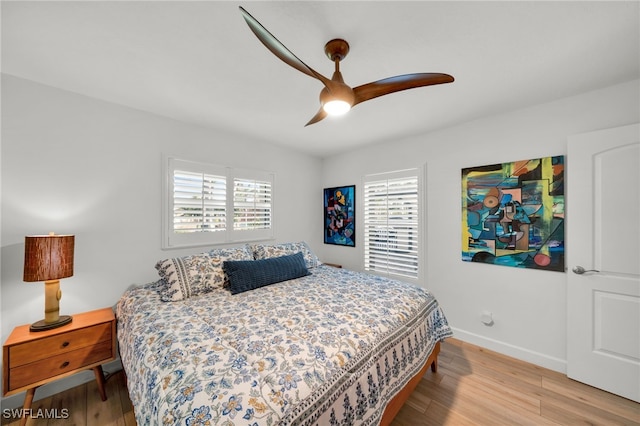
[567, 123, 640, 402]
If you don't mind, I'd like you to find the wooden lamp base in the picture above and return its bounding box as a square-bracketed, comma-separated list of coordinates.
[30, 279, 72, 332]
[30, 315, 72, 332]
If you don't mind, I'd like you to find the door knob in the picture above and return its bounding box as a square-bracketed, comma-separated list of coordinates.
[572, 265, 600, 274]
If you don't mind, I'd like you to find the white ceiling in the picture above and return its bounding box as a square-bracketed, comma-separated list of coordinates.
[2, 1, 639, 157]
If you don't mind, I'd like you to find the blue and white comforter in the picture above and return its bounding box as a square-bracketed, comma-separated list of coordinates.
[116, 265, 452, 425]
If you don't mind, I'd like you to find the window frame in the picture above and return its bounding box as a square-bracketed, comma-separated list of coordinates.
[362, 167, 424, 282]
[162, 156, 275, 249]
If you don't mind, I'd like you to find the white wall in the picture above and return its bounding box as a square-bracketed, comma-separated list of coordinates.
[0, 75, 323, 402]
[318, 79, 640, 372]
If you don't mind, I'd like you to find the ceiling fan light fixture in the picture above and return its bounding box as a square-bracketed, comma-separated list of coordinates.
[320, 83, 354, 117]
[323, 99, 351, 116]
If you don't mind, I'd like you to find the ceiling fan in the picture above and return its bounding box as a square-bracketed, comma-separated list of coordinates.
[239, 6, 454, 126]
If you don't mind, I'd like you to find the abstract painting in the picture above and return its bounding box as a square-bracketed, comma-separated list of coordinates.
[461, 156, 565, 271]
[324, 185, 355, 247]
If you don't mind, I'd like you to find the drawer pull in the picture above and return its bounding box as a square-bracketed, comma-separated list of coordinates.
[61, 341, 70, 348]
[61, 361, 70, 369]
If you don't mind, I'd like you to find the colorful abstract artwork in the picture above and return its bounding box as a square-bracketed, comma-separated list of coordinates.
[324, 185, 355, 247]
[461, 156, 565, 271]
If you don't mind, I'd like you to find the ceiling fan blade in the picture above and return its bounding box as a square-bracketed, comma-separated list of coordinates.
[239, 7, 331, 86]
[353, 73, 454, 106]
[305, 108, 328, 126]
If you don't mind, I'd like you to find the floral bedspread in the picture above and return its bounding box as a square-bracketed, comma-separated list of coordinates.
[116, 265, 452, 425]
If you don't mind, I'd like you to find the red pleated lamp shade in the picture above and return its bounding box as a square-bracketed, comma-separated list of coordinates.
[23, 234, 75, 282]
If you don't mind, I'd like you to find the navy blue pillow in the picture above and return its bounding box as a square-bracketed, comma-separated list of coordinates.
[223, 252, 310, 295]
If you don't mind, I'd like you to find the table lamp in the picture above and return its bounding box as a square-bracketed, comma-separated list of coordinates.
[23, 233, 75, 331]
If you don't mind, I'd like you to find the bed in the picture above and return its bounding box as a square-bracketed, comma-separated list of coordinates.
[116, 242, 452, 425]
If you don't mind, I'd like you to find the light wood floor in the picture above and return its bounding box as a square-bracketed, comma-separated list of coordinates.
[391, 339, 640, 425]
[3, 338, 638, 425]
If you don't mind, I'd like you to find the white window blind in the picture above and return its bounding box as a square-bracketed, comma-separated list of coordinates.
[233, 178, 272, 231]
[173, 170, 226, 233]
[364, 169, 420, 279]
[163, 157, 274, 249]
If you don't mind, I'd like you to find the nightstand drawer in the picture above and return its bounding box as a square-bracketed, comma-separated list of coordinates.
[8, 322, 112, 367]
[8, 339, 113, 391]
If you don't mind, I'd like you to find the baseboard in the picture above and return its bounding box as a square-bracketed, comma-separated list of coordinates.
[0, 359, 123, 410]
[450, 327, 567, 374]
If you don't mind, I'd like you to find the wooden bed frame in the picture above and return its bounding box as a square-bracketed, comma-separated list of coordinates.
[380, 341, 441, 425]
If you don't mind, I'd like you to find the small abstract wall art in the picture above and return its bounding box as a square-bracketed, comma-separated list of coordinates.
[461, 156, 565, 271]
[324, 185, 355, 247]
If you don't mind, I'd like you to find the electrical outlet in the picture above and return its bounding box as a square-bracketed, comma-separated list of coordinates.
[481, 311, 494, 326]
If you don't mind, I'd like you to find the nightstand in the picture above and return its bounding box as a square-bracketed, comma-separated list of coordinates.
[2, 308, 116, 425]
[324, 262, 343, 268]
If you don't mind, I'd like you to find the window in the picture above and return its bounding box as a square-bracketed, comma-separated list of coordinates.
[173, 170, 226, 234]
[364, 169, 420, 280]
[163, 157, 274, 249]
[233, 177, 272, 231]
